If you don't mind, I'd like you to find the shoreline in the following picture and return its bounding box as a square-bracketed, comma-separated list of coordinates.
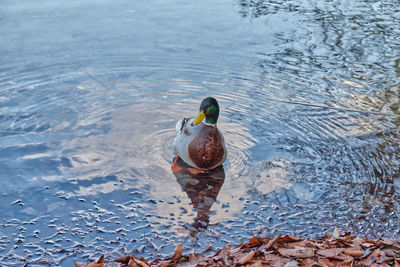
[75, 231, 400, 266]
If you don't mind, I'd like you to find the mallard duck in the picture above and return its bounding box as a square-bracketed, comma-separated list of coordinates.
[173, 97, 227, 171]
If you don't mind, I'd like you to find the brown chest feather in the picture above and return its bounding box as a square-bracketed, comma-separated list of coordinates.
[188, 125, 225, 169]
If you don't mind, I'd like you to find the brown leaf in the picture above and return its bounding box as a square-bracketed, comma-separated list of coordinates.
[215, 243, 232, 266]
[187, 253, 204, 265]
[278, 246, 315, 258]
[249, 260, 263, 267]
[172, 243, 185, 260]
[359, 248, 381, 266]
[300, 258, 320, 267]
[114, 255, 131, 264]
[237, 250, 256, 264]
[382, 238, 395, 246]
[285, 240, 318, 249]
[74, 255, 104, 267]
[375, 250, 393, 264]
[318, 257, 341, 266]
[264, 253, 283, 263]
[382, 248, 397, 257]
[278, 235, 302, 244]
[317, 248, 349, 260]
[128, 256, 149, 267]
[264, 234, 282, 250]
[390, 241, 400, 249]
[361, 242, 376, 249]
[128, 259, 139, 267]
[249, 236, 263, 246]
[343, 247, 364, 257]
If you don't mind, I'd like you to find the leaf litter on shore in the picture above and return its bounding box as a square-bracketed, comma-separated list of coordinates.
[75, 232, 400, 266]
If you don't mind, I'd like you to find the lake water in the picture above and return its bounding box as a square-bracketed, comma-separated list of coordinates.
[1, 0, 399, 265]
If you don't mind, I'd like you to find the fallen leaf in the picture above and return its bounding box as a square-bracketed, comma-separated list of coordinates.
[359, 248, 381, 266]
[249, 236, 263, 246]
[375, 250, 393, 264]
[285, 240, 318, 249]
[187, 253, 204, 265]
[318, 257, 341, 266]
[249, 260, 263, 267]
[382, 238, 395, 246]
[74, 255, 104, 267]
[283, 260, 299, 267]
[264, 252, 284, 263]
[278, 235, 302, 244]
[331, 227, 340, 239]
[114, 255, 131, 264]
[172, 243, 185, 260]
[237, 250, 256, 264]
[215, 242, 232, 266]
[382, 248, 397, 257]
[128, 256, 149, 267]
[128, 259, 139, 267]
[300, 258, 319, 267]
[278, 246, 315, 258]
[343, 247, 364, 257]
[264, 234, 282, 250]
[104, 235, 400, 267]
[317, 248, 349, 260]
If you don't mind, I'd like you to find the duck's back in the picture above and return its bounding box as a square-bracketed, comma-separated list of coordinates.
[188, 124, 226, 170]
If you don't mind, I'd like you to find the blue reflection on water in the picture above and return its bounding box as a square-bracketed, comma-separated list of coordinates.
[1, 0, 399, 265]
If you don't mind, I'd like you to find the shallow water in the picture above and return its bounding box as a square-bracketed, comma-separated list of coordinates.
[1, 0, 400, 265]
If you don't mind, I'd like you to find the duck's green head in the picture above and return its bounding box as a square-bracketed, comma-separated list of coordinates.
[192, 97, 220, 126]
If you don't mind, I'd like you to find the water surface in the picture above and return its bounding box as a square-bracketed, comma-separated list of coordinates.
[1, 0, 400, 265]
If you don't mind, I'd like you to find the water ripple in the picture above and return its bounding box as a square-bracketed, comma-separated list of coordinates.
[1, 0, 400, 264]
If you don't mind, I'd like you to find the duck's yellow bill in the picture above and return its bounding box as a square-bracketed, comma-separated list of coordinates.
[192, 111, 205, 125]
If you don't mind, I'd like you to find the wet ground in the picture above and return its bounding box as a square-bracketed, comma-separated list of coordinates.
[1, 0, 399, 265]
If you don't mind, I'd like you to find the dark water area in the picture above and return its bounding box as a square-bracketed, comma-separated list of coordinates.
[1, 0, 400, 265]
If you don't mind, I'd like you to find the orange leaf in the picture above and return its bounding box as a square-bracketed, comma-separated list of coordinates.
[249, 236, 263, 246]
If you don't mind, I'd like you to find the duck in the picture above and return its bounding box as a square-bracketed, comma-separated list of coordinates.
[173, 97, 227, 171]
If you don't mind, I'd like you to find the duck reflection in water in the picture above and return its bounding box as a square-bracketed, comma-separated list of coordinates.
[171, 156, 225, 236]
